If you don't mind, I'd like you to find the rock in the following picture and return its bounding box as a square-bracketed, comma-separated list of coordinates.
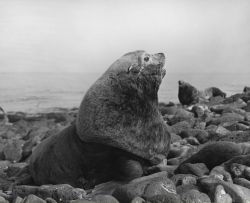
[216, 130, 250, 142]
[170, 174, 197, 186]
[13, 184, 86, 202]
[208, 113, 245, 125]
[70, 200, 95, 203]
[144, 193, 182, 203]
[180, 129, 209, 144]
[178, 80, 200, 105]
[229, 163, 247, 178]
[171, 121, 192, 135]
[6, 162, 28, 177]
[210, 166, 233, 182]
[223, 122, 249, 131]
[191, 105, 206, 118]
[170, 133, 182, 143]
[244, 101, 250, 112]
[7, 112, 26, 123]
[13, 196, 23, 203]
[112, 172, 176, 203]
[158, 104, 178, 116]
[210, 99, 247, 114]
[234, 178, 250, 189]
[131, 196, 146, 203]
[176, 184, 199, 195]
[180, 189, 211, 203]
[3, 139, 24, 162]
[45, 197, 58, 203]
[198, 176, 250, 203]
[22, 194, 46, 203]
[92, 195, 119, 203]
[185, 137, 200, 145]
[175, 163, 209, 177]
[214, 185, 232, 203]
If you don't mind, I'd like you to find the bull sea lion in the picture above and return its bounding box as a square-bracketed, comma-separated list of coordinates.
[29, 50, 171, 187]
[76, 50, 170, 161]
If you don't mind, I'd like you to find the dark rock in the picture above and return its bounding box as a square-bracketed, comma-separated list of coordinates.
[7, 112, 26, 123]
[13, 184, 86, 202]
[175, 163, 209, 177]
[180, 189, 211, 203]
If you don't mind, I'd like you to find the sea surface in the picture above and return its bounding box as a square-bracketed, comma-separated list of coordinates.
[0, 72, 249, 113]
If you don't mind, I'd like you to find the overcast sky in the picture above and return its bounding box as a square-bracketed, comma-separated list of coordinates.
[0, 0, 249, 73]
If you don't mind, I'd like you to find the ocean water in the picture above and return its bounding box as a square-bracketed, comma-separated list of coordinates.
[0, 72, 249, 113]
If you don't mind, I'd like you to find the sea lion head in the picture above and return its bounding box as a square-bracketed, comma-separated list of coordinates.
[106, 50, 166, 100]
[76, 50, 170, 162]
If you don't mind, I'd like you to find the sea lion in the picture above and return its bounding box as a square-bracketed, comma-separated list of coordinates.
[175, 141, 250, 172]
[203, 87, 226, 99]
[178, 80, 226, 105]
[243, 86, 250, 94]
[76, 50, 170, 161]
[178, 80, 200, 105]
[30, 50, 171, 187]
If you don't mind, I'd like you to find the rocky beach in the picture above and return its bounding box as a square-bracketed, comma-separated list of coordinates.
[0, 81, 249, 203]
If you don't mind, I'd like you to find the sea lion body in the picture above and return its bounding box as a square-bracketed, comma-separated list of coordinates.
[175, 141, 250, 172]
[29, 124, 147, 187]
[30, 51, 170, 186]
[76, 51, 170, 161]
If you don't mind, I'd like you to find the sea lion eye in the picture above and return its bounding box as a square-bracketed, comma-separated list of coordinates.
[144, 57, 149, 62]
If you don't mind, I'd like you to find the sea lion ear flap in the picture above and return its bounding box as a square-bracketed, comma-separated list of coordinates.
[127, 64, 140, 74]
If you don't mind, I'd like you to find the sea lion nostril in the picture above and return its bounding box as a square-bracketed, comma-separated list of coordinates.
[157, 53, 165, 58]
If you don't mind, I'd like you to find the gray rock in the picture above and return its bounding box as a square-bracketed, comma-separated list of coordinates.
[22, 194, 46, 203]
[180, 189, 211, 203]
[198, 176, 250, 203]
[214, 185, 232, 203]
[13, 184, 86, 202]
[175, 163, 209, 177]
[112, 172, 175, 203]
[3, 139, 24, 162]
